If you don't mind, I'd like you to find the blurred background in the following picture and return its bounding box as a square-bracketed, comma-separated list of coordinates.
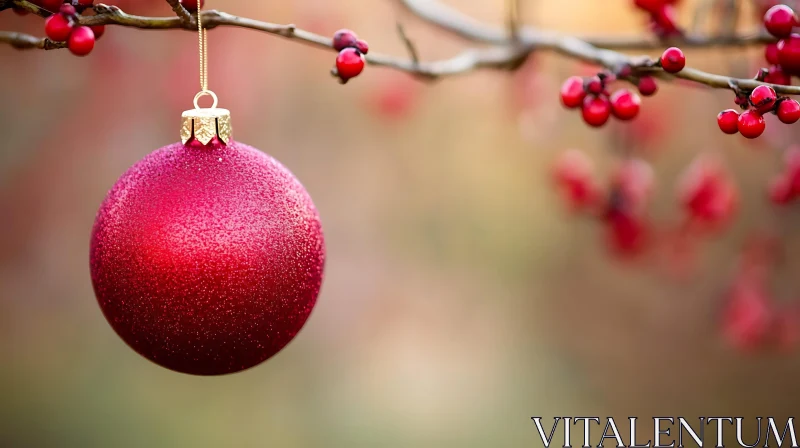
[2, 0, 800, 446]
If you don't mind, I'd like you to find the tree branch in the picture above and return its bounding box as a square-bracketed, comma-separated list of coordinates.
[163, 0, 192, 24]
[3, 0, 795, 95]
[0, 30, 64, 49]
[394, 0, 799, 93]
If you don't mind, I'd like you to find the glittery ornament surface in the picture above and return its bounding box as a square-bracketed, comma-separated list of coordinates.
[90, 139, 325, 375]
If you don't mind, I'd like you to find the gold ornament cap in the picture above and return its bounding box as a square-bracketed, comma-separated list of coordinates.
[181, 90, 232, 145]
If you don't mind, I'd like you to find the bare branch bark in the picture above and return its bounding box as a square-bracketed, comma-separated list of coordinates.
[0, 30, 65, 49]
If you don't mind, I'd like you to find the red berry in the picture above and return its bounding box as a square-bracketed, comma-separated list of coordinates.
[553, 149, 591, 183]
[766, 43, 781, 64]
[633, 0, 662, 14]
[332, 29, 358, 52]
[75, 0, 94, 6]
[368, 72, 419, 120]
[764, 65, 792, 85]
[717, 109, 740, 134]
[617, 65, 633, 78]
[722, 281, 772, 352]
[560, 76, 586, 109]
[777, 98, 800, 123]
[637, 76, 658, 96]
[553, 149, 592, 184]
[764, 5, 797, 38]
[179, 0, 205, 11]
[90, 25, 106, 40]
[737, 110, 766, 139]
[335, 47, 365, 82]
[660, 47, 686, 73]
[778, 35, 800, 75]
[769, 174, 795, 204]
[45, 13, 73, 42]
[68, 25, 95, 56]
[59, 4, 76, 17]
[650, 5, 681, 37]
[634, 0, 679, 14]
[585, 76, 603, 94]
[553, 149, 598, 211]
[734, 94, 750, 108]
[678, 157, 738, 226]
[581, 95, 611, 127]
[750, 85, 778, 112]
[605, 210, 649, 257]
[354, 39, 369, 55]
[610, 89, 641, 120]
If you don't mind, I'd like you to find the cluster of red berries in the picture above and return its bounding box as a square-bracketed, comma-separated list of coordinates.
[553, 150, 653, 257]
[553, 150, 741, 260]
[721, 237, 799, 353]
[43, 3, 101, 56]
[560, 73, 646, 127]
[714, 4, 800, 139]
[632, 0, 682, 37]
[331, 29, 368, 84]
[717, 85, 800, 139]
[762, 4, 800, 84]
[16, 0, 206, 57]
[558, 48, 685, 128]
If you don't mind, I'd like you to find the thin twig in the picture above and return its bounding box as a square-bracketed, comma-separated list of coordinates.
[396, 22, 420, 65]
[690, 0, 712, 35]
[507, 0, 522, 43]
[163, 0, 192, 24]
[717, 0, 741, 37]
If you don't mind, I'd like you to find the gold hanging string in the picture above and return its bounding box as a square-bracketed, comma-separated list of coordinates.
[193, 4, 217, 109]
[198, 5, 207, 92]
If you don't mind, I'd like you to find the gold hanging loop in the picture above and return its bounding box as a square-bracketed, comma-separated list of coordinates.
[180, 3, 232, 146]
[193, 90, 218, 110]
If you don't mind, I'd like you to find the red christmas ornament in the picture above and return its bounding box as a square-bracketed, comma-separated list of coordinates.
[91, 8, 325, 376]
[91, 136, 325, 375]
[90, 107, 325, 375]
